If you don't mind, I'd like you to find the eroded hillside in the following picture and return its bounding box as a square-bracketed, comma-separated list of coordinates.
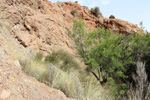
[0, 0, 141, 55]
[0, 0, 141, 99]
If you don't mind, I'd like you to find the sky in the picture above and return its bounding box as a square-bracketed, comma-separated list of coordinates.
[50, 0, 150, 32]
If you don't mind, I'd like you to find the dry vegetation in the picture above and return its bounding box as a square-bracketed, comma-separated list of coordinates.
[20, 50, 111, 100]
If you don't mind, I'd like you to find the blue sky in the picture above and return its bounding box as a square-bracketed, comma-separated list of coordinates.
[50, 0, 150, 32]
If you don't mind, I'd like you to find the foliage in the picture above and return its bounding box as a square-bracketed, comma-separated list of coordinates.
[72, 19, 86, 58]
[21, 52, 110, 100]
[139, 21, 145, 30]
[71, 9, 77, 16]
[45, 49, 80, 72]
[83, 75, 113, 100]
[33, 52, 43, 61]
[118, 61, 150, 100]
[139, 21, 149, 34]
[83, 6, 88, 9]
[21, 57, 84, 99]
[90, 7, 102, 17]
[21, 53, 49, 82]
[132, 61, 150, 100]
[71, 19, 150, 95]
[109, 15, 115, 19]
[75, 1, 78, 3]
[47, 64, 84, 99]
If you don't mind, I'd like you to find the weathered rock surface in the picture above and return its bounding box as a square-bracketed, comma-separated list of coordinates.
[0, 0, 141, 55]
[0, 58, 73, 100]
[0, 23, 74, 99]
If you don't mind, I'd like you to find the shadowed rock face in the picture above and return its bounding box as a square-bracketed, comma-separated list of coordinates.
[0, 0, 141, 99]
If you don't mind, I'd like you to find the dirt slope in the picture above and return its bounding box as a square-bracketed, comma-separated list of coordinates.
[0, 58, 72, 100]
[0, 15, 74, 100]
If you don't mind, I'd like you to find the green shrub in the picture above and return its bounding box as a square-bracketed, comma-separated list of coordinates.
[45, 49, 80, 72]
[71, 9, 77, 16]
[75, 1, 78, 3]
[83, 6, 88, 9]
[109, 15, 115, 19]
[90, 7, 102, 17]
[77, 19, 129, 87]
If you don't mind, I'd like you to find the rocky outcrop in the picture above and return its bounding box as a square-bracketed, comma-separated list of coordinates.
[0, 0, 141, 55]
[0, 17, 73, 100]
[103, 19, 141, 34]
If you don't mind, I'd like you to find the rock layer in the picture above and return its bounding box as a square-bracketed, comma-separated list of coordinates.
[0, 0, 141, 55]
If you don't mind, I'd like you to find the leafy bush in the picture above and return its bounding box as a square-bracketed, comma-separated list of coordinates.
[75, 1, 78, 3]
[71, 9, 77, 16]
[45, 49, 80, 72]
[90, 7, 102, 17]
[109, 15, 115, 19]
[72, 19, 133, 82]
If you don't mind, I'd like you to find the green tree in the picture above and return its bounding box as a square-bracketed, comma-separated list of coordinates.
[71, 19, 150, 95]
[72, 20, 133, 89]
[109, 15, 115, 19]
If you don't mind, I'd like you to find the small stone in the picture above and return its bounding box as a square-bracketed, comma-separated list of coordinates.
[0, 90, 11, 99]
[14, 60, 21, 67]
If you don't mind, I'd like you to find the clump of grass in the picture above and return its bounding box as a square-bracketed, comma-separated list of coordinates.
[45, 49, 81, 72]
[21, 52, 49, 82]
[20, 51, 111, 100]
[82, 74, 113, 100]
[47, 64, 84, 99]
[71, 9, 77, 16]
[33, 52, 43, 61]
[21, 52, 84, 99]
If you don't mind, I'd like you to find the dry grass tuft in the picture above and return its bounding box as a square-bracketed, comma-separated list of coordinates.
[20, 52, 111, 100]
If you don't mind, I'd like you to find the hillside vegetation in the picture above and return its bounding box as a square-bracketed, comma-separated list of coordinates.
[21, 50, 111, 100]
[20, 19, 150, 100]
[71, 19, 150, 100]
[0, 0, 149, 100]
